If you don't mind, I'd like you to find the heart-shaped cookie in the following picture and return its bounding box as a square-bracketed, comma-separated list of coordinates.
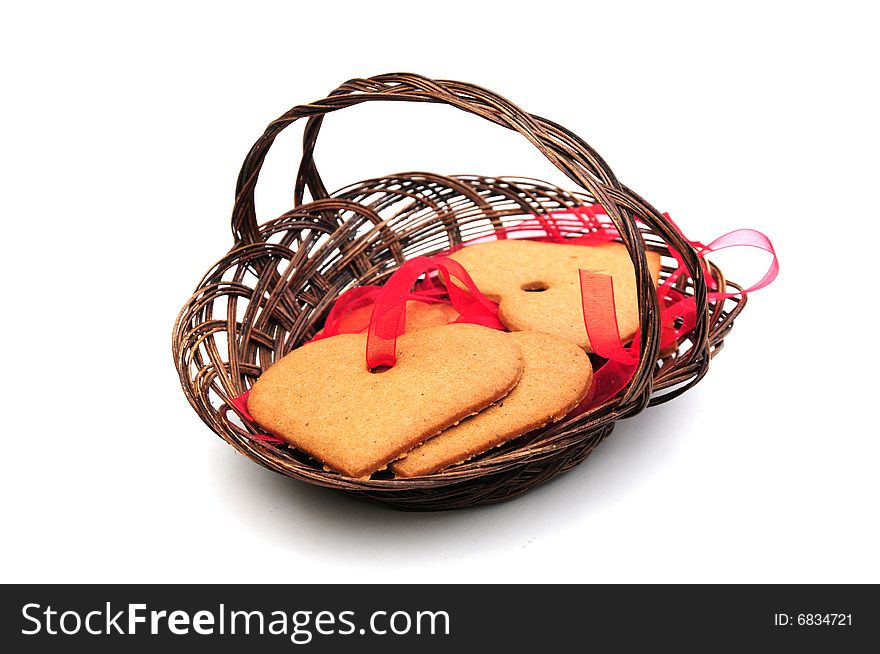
[391, 330, 593, 477]
[247, 323, 524, 478]
[447, 239, 662, 351]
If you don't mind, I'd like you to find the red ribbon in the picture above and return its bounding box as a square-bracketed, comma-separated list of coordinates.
[314, 284, 449, 341]
[579, 271, 640, 366]
[366, 255, 504, 369]
[579, 225, 778, 411]
[229, 389, 283, 444]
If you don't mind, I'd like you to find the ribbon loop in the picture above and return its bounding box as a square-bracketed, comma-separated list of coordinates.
[366, 255, 503, 369]
[579, 271, 640, 366]
[699, 228, 779, 296]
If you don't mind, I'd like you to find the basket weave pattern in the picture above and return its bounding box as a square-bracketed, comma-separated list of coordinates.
[173, 74, 745, 510]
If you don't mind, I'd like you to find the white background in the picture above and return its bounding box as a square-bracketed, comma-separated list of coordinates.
[2, 1, 877, 583]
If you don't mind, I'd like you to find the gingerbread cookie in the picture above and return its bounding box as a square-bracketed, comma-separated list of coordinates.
[447, 239, 662, 351]
[391, 331, 592, 478]
[247, 323, 524, 478]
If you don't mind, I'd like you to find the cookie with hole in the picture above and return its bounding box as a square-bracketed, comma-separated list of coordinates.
[447, 239, 662, 351]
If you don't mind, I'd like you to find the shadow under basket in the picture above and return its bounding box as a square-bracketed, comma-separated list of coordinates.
[172, 74, 747, 511]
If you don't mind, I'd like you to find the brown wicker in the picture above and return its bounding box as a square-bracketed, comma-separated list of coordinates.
[172, 74, 746, 511]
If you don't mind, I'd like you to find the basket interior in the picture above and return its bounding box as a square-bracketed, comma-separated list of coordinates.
[173, 173, 745, 490]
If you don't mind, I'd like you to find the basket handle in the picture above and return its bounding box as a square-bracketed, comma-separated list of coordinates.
[232, 73, 627, 246]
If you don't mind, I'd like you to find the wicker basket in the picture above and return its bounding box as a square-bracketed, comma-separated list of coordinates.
[172, 73, 746, 511]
